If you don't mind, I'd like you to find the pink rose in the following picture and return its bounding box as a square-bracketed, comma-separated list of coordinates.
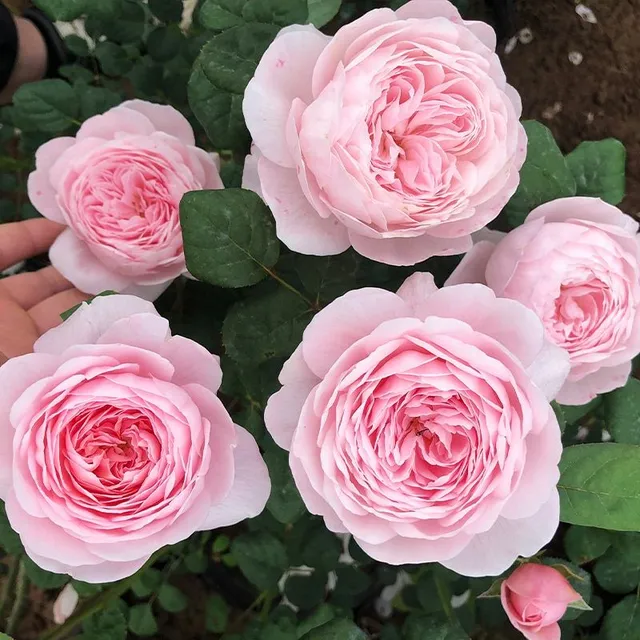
[448, 197, 640, 405]
[501, 563, 581, 640]
[28, 100, 223, 301]
[242, 0, 525, 266]
[0, 295, 269, 583]
[264, 274, 569, 575]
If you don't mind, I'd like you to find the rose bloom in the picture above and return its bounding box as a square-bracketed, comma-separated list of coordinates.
[265, 274, 569, 575]
[448, 197, 640, 405]
[501, 563, 581, 640]
[242, 0, 525, 266]
[28, 100, 223, 301]
[0, 295, 269, 582]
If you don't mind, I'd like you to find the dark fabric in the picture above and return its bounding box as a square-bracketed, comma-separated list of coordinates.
[23, 7, 67, 78]
[0, 2, 18, 92]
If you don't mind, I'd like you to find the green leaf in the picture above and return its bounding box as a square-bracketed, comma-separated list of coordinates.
[220, 161, 244, 188]
[601, 593, 640, 640]
[503, 120, 576, 227]
[24, 557, 67, 589]
[180, 188, 279, 288]
[605, 377, 640, 444]
[206, 594, 229, 633]
[285, 571, 327, 610]
[242, 0, 308, 26]
[558, 398, 602, 427]
[148, 0, 183, 22]
[299, 618, 367, 640]
[299, 527, 342, 573]
[307, 0, 341, 27]
[59, 65, 95, 85]
[128, 603, 158, 637]
[184, 550, 208, 574]
[127, 57, 164, 99]
[213, 534, 231, 554]
[188, 23, 279, 149]
[0, 502, 24, 555]
[564, 525, 612, 565]
[551, 401, 567, 435]
[296, 604, 339, 637]
[88, 0, 124, 20]
[559, 443, 640, 530]
[147, 25, 184, 63]
[158, 584, 188, 613]
[594, 532, 640, 593]
[79, 86, 123, 120]
[223, 287, 312, 365]
[12, 80, 78, 134]
[64, 34, 91, 57]
[83, 604, 128, 640]
[198, 0, 244, 30]
[92, 0, 146, 44]
[231, 531, 288, 591]
[95, 42, 133, 76]
[565, 139, 626, 205]
[402, 614, 470, 640]
[72, 580, 103, 598]
[265, 443, 306, 524]
[34, 0, 87, 21]
[331, 566, 372, 608]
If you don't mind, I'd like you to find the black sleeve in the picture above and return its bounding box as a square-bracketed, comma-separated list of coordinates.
[0, 2, 18, 92]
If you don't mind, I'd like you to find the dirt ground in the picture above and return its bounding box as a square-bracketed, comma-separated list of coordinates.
[500, 0, 640, 215]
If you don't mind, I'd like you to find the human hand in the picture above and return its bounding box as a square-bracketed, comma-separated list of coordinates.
[0, 219, 87, 361]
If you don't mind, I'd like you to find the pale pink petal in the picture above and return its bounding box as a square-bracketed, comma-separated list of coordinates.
[395, 0, 462, 21]
[442, 492, 560, 577]
[120, 99, 196, 145]
[159, 336, 222, 391]
[527, 196, 639, 235]
[120, 279, 174, 302]
[65, 556, 148, 584]
[258, 157, 350, 255]
[76, 106, 155, 140]
[27, 137, 75, 223]
[526, 341, 571, 401]
[200, 425, 270, 529]
[279, 344, 319, 387]
[241, 151, 263, 197]
[465, 20, 497, 50]
[523, 624, 562, 640]
[556, 361, 632, 405]
[49, 229, 132, 296]
[264, 381, 315, 450]
[53, 584, 79, 624]
[244, 26, 329, 168]
[189, 147, 224, 189]
[349, 231, 472, 266]
[302, 288, 410, 378]
[501, 407, 562, 519]
[35, 294, 157, 355]
[445, 241, 496, 286]
[396, 272, 438, 318]
[96, 313, 171, 350]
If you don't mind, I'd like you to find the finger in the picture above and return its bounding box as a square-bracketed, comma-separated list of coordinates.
[0, 350, 7, 366]
[0, 219, 65, 271]
[0, 266, 74, 309]
[29, 289, 89, 335]
[0, 299, 40, 357]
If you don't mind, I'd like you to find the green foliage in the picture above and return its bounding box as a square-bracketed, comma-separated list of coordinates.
[95, 42, 134, 76]
[206, 594, 230, 633]
[564, 526, 612, 565]
[299, 618, 367, 639]
[503, 120, 576, 226]
[147, 25, 184, 63]
[180, 188, 280, 287]
[601, 594, 640, 640]
[403, 614, 470, 640]
[565, 139, 626, 204]
[559, 443, 640, 530]
[12, 80, 78, 133]
[604, 377, 640, 444]
[308, 0, 342, 26]
[148, 0, 184, 22]
[34, 0, 87, 21]
[0, 503, 24, 555]
[594, 533, 640, 593]
[158, 584, 188, 613]
[232, 531, 289, 591]
[83, 605, 128, 640]
[23, 558, 67, 589]
[128, 603, 158, 636]
[284, 572, 327, 610]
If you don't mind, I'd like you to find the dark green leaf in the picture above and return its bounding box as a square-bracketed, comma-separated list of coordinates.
[299, 618, 367, 640]
[184, 550, 208, 574]
[64, 34, 91, 57]
[128, 603, 158, 637]
[180, 188, 279, 288]
[13, 80, 78, 133]
[403, 614, 469, 640]
[35, 0, 87, 21]
[79, 86, 123, 120]
[265, 443, 306, 524]
[242, 0, 308, 26]
[72, 580, 103, 598]
[284, 571, 327, 610]
[559, 443, 640, 530]
[127, 57, 165, 98]
[59, 65, 95, 84]
[188, 23, 279, 148]
[564, 525, 612, 565]
[231, 531, 288, 591]
[148, 0, 183, 22]
[198, 0, 244, 31]
[299, 527, 342, 573]
[308, 0, 341, 27]
[205, 594, 229, 633]
[158, 584, 188, 613]
[601, 594, 640, 640]
[331, 566, 372, 608]
[0, 503, 23, 555]
[147, 25, 184, 62]
[88, 0, 124, 20]
[83, 604, 128, 640]
[503, 120, 576, 227]
[566, 139, 626, 205]
[223, 287, 312, 365]
[594, 532, 640, 594]
[551, 401, 567, 435]
[24, 557, 67, 589]
[296, 604, 339, 637]
[559, 398, 602, 427]
[95, 42, 133, 76]
[605, 377, 640, 444]
[93, 0, 146, 44]
[220, 160, 244, 188]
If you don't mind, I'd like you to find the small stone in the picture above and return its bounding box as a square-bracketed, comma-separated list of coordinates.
[518, 27, 534, 44]
[568, 51, 584, 65]
[576, 4, 597, 24]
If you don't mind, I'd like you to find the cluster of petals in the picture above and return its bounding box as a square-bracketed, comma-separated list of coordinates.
[0, 295, 269, 582]
[265, 274, 569, 575]
[242, 0, 526, 266]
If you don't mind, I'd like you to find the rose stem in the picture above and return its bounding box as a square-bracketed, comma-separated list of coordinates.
[6, 559, 26, 636]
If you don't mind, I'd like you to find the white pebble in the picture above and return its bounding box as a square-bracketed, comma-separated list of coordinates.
[576, 4, 598, 24]
[518, 28, 534, 44]
[568, 51, 584, 65]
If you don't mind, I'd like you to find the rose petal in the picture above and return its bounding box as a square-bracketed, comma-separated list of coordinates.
[121, 99, 196, 146]
[556, 361, 632, 405]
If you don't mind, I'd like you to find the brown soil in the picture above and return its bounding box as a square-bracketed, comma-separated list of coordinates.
[500, 0, 640, 215]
